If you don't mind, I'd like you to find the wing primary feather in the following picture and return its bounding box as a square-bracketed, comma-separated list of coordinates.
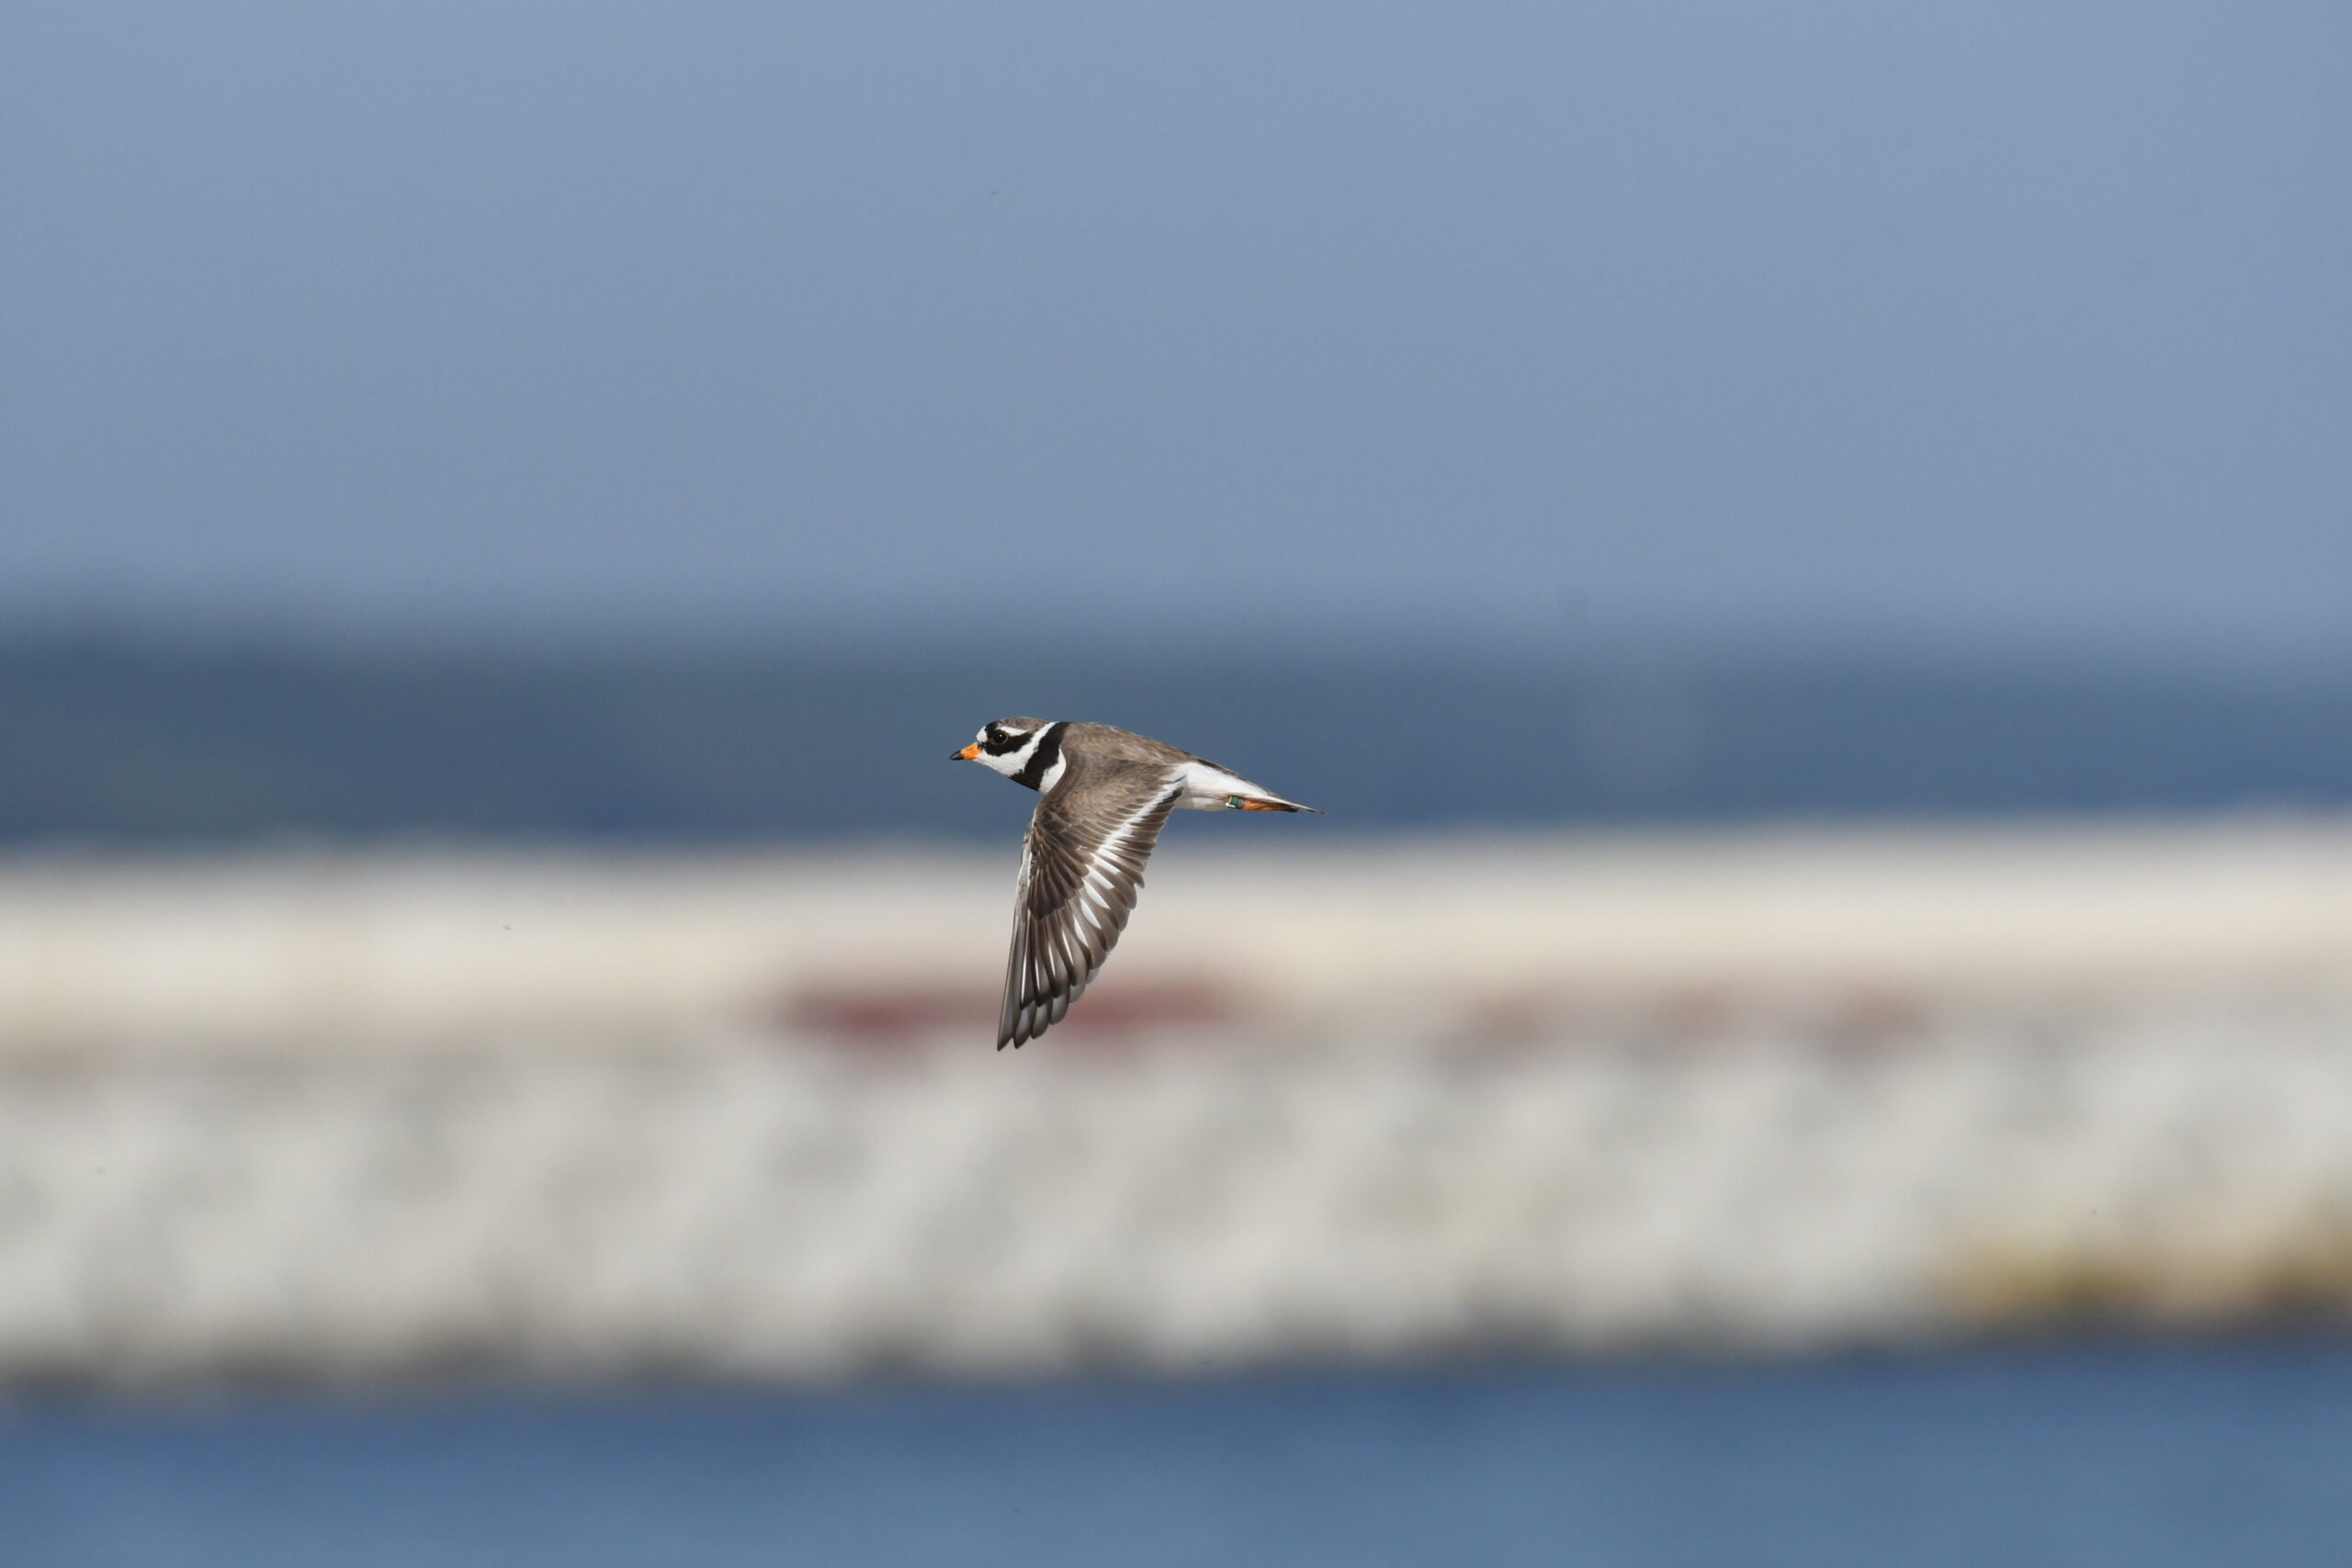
[993, 773, 1182, 1049]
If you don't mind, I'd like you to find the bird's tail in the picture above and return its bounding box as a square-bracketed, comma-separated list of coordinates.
[1235, 794, 1322, 813]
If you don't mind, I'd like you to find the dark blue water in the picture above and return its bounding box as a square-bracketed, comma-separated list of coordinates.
[12, 639, 2352, 840]
[6, 1342, 2348, 1568]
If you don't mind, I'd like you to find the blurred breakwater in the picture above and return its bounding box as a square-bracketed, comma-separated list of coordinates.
[8, 1024, 2352, 1385]
[6, 822, 2351, 1054]
[3, 823, 2352, 1385]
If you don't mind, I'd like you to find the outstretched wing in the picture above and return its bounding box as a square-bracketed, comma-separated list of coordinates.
[998, 772, 1183, 1049]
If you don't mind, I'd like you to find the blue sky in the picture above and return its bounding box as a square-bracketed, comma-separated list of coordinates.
[5, 2, 2346, 659]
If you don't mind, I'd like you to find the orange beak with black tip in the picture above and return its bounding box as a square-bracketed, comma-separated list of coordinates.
[954, 742, 981, 761]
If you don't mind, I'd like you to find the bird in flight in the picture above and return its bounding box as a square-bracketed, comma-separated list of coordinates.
[953, 719, 1320, 1048]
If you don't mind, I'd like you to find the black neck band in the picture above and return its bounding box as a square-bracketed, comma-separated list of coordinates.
[1012, 722, 1067, 791]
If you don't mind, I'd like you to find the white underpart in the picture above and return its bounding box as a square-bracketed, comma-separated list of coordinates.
[1175, 759, 1273, 810]
[1036, 753, 1068, 795]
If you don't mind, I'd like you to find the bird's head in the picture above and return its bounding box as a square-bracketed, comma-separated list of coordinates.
[952, 717, 1057, 781]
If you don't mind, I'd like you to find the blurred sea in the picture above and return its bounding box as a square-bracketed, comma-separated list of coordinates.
[7, 637, 2352, 840]
[11, 1341, 2351, 1568]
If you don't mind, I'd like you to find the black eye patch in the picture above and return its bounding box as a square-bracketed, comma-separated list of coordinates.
[983, 728, 1030, 756]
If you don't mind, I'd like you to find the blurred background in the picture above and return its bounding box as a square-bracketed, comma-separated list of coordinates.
[6, 2, 2352, 1563]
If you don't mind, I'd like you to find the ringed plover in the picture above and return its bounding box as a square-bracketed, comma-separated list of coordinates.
[953, 719, 1319, 1048]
